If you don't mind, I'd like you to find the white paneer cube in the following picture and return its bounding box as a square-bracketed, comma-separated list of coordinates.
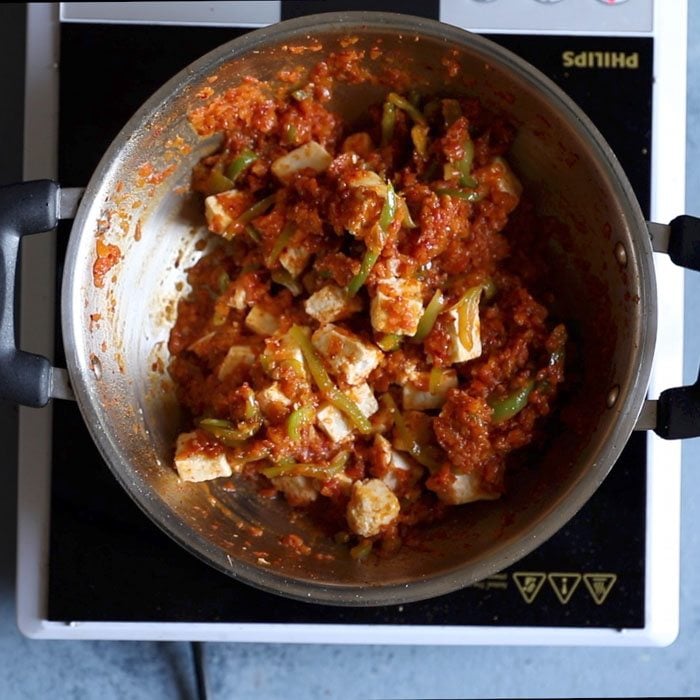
[433, 471, 501, 505]
[317, 404, 353, 442]
[261, 330, 308, 381]
[346, 479, 400, 537]
[437, 295, 482, 364]
[204, 195, 233, 235]
[304, 285, 362, 324]
[348, 382, 380, 417]
[279, 246, 312, 278]
[174, 431, 232, 482]
[230, 286, 248, 311]
[392, 411, 433, 452]
[256, 382, 291, 418]
[373, 434, 416, 492]
[271, 475, 318, 507]
[204, 189, 248, 235]
[218, 345, 256, 381]
[402, 369, 458, 410]
[311, 324, 383, 386]
[271, 141, 333, 181]
[316, 383, 379, 441]
[245, 305, 280, 336]
[370, 277, 423, 336]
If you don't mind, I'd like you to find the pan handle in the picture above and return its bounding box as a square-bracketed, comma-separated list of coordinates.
[0, 180, 80, 407]
[645, 216, 700, 438]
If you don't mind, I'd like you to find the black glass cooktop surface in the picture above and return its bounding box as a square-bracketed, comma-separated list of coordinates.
[49, 12, 652, 628]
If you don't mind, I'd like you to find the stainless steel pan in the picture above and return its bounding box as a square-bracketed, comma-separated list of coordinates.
[3, 12, 700, 606]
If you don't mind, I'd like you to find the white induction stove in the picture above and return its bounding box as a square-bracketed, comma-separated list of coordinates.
[15, 0, 686, 645]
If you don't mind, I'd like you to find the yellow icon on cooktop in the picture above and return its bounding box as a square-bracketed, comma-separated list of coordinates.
[512, 572, 547, 604]
[548, 573, 582, 604]
[583, 573, 618, 605]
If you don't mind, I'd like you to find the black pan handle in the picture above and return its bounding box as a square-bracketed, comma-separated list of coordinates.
[648, 215, 700, 439]
[0, 180, 60, 407]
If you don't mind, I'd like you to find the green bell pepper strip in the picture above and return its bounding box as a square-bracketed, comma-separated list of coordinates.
[428, 366, 445, 395]
[206, 169, 234, 195]
[398, 197, 417, 228]
[266, 221, 295, 267]
[378, 180, 397, 231]
[286, 405, 316, 441]
[455, 285, 484, 353]
[381, 394, 442, 471]
[412, 289, 445, 343]
[387, 92, 427, 126]
[377, 333, 403, 352]
[271, 269, 303, 296]
[243, 390, 261, 421]
[244, 223, 261, 243]
[262, 451, 349, 479]
[488, 380, 535, 424]
[411, 124, 429, 158]
[380, 100, 396, 147]
[235, 192, 277, 228]
[225, 149, 257, 183]
[198, 416, 262, 446]
[289, 325, 373, 434]
[455, 138, 478, 188]
[346, 247, 380, 298]
[346, 180, 397, 296]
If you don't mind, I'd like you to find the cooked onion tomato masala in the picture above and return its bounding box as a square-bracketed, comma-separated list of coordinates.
[167, 65, 567, 558]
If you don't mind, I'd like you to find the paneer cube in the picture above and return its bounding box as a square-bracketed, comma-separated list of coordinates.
[204, 195, 232, 235]
[346, 479, 400, 537]
[261, 329, 308, 382]
[279, 246, 312, 278]
[316, 404, 353, 442]
[304, 285, 362, 324]
[245, 305, 280, 336]
[311, 324, 383, 386]
[431, 471, 501, 505]
[174, 431, 232, 482]
[271, 475, 318, 507]
[230, 285, 248, 311]
[217, 345, 256, 381]
[392, 410, 434, 452]
[204, 189, 248, 236]
[271, 141, 333, 181]
[373, 434, 419, 492]
[430, 287, 483, 364]
[402, 369, 458, 410]
[256, 382, 292, 420]
[370, 277, 423, 336]
[316, 383, 379, 441]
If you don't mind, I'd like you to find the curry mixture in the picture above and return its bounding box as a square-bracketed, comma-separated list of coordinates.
[167, 61, 566, 558]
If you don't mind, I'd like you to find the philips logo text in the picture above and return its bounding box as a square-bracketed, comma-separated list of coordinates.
[562, 51, 639, 69]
